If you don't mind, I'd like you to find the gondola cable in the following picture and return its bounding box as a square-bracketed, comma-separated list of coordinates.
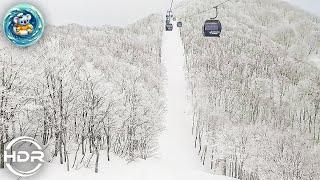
[181, 0, 232, 19]
[170, 0, 174, 12]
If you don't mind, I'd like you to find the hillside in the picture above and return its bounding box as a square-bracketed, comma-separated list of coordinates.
[0, 12, 237, 180]
[0, 14, 164, 173]
[175, 0, 320, 179]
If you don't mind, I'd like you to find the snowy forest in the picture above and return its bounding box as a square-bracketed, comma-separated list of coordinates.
[0, 0, 320, 179]
[176, 0, 320, 179]
[0, 14, 164, 173]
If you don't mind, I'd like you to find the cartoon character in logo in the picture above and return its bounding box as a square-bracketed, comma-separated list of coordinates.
[13, 13, 33, 36]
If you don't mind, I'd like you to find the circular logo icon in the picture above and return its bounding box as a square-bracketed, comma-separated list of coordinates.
[4, 136, 45, 177]
[2, 3, 45, 47]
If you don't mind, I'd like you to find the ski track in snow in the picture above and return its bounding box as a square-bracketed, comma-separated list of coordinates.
[0, 26, 235, 180]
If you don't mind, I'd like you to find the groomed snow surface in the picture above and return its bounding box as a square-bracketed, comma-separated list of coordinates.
[0, 26, 235, 180]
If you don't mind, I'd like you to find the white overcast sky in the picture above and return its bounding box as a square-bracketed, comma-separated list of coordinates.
[0, 0, 180, 27]
[0, 0, 319, 27]
[284, 0, 320, 16]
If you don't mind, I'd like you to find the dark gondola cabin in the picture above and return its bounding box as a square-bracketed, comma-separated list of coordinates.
[165, 23, 173, 31]
[177, 22, 182, 28]
[203, 19, 222, 37]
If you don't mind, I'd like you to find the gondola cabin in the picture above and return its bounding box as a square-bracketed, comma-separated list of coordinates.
[165, 23, 173, 31]
[177, 22, 182, 28]
[203, 19, 222, 37]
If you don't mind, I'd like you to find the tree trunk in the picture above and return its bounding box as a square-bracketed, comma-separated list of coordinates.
[59, 133, 64, 164]
[54, 132, 59, 157]
[202, 145, 207, 165]
[72, 143, 80, 168]
[107, 134, 110, 161]
[81, 135, 85, 155]
[210, 148, 214, 170]
[95, 148, 99, 173]
[0, 135, 4, 169]
[215, 158, 226, 175]
[43, 116, 48, 145]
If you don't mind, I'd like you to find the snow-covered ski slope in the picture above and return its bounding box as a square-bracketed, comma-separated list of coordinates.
[160, 22, 197, 170]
